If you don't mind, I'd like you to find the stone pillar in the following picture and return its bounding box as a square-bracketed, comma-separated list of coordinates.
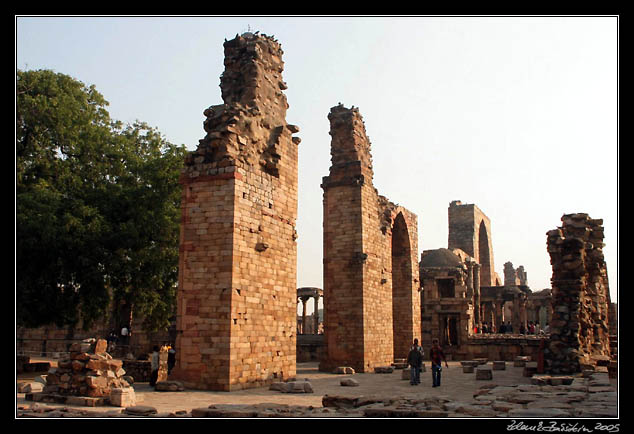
[512, 294, 526, 334]
[473, 263, 481, 325]
[300, 296, 310, 334]
[495, 301, 504, 332]
[545, 213, 611, 374]
[172, 32, 299, 391]
[314, 294, 320, 334]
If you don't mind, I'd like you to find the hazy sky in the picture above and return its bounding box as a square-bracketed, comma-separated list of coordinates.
[16, 16, 618, 311]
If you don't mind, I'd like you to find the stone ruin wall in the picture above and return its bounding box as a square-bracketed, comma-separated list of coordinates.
[545, 213, 611, 374]
[172, 32, 299, 391]
[320, 105, 420, 373]
[448, 201, 497, 286]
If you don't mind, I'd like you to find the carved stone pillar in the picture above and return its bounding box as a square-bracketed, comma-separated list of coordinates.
[300, 296, 310, 334]
[314, 294, 320, 334]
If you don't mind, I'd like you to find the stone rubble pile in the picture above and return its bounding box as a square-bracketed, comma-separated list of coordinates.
[26, 338, 136, 407]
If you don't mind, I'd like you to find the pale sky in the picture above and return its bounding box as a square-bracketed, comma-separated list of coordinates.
[16, 16, 618, 313]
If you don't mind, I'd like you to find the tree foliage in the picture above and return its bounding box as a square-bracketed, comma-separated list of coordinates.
[16, 69, 185, 331]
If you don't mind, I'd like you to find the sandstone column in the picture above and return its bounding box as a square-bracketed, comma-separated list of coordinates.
[172, 32, 299, 390]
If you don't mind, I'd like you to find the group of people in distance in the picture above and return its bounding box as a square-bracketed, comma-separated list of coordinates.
[475, 321, 550, 335]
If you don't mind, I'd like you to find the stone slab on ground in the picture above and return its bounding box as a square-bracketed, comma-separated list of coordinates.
[475, 367, 493, 380]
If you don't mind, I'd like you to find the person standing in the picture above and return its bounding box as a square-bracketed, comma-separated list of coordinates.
[167, 344, 176, 375]
[149, 346, 160, 387]
[407, 339, 424, 385]
[120, 326, 129, 346]
[429, 339, 449, 387]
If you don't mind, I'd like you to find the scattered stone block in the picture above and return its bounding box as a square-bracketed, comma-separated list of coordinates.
[492, 361, 506, 370]
[374, 366, 394, 374]
[109, 387, 136, 407]
[269, 380, 313, 393]
[340, 378, 359, 387]
[154, 380, 185, 391]
[531, 375, 551, 386]
[123, 405, 157, 416]
[514, 356, 531, 367]
[523, 362, 538, 377]
[476, 367, 493, 380]
[462, 366, 475, 373]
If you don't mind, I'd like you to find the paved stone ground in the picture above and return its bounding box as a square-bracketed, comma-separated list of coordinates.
[16, 360, 618, 418]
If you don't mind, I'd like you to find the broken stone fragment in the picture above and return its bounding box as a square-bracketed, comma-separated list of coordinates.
[154, 381, 185, 392]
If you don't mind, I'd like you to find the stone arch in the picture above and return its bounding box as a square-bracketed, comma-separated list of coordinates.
[477, 219, 493, 287]
[391, 211, 413, 359]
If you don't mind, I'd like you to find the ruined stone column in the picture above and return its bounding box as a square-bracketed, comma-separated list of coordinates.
[545, 213, 611, 374]
[172, 32, 299, 390]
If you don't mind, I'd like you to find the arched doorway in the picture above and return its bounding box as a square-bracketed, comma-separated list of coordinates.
[478, 220, 492, 287]
[392, 212, 413, 359]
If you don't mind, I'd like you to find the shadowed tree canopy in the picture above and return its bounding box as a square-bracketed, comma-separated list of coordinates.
[16, 69, 186, 331]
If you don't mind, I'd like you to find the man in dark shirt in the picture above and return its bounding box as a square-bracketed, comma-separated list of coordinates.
[407, 339, 424, 385]
[429, 339, 449, 387]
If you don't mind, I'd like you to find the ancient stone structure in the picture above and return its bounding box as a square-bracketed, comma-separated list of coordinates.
[448, 201, 499, 286]
[320, 104, 420, 373]
[545, 213, 612, 374]
[419, 200, 556, 361]
[297, 287, 322, 334]
[419, 248, 476, 350]
[171, 32, 299, 390]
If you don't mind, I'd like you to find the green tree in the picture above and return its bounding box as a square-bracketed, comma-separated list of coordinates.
[16, 69, 185, 331]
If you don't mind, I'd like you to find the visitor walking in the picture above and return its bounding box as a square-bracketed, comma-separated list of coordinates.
[407, 339, 424, 385]
[429, 339, 449, 387]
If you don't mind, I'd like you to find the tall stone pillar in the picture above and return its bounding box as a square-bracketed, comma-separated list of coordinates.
[545, 213, 611, 374]
[172, 32, 299, 390]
